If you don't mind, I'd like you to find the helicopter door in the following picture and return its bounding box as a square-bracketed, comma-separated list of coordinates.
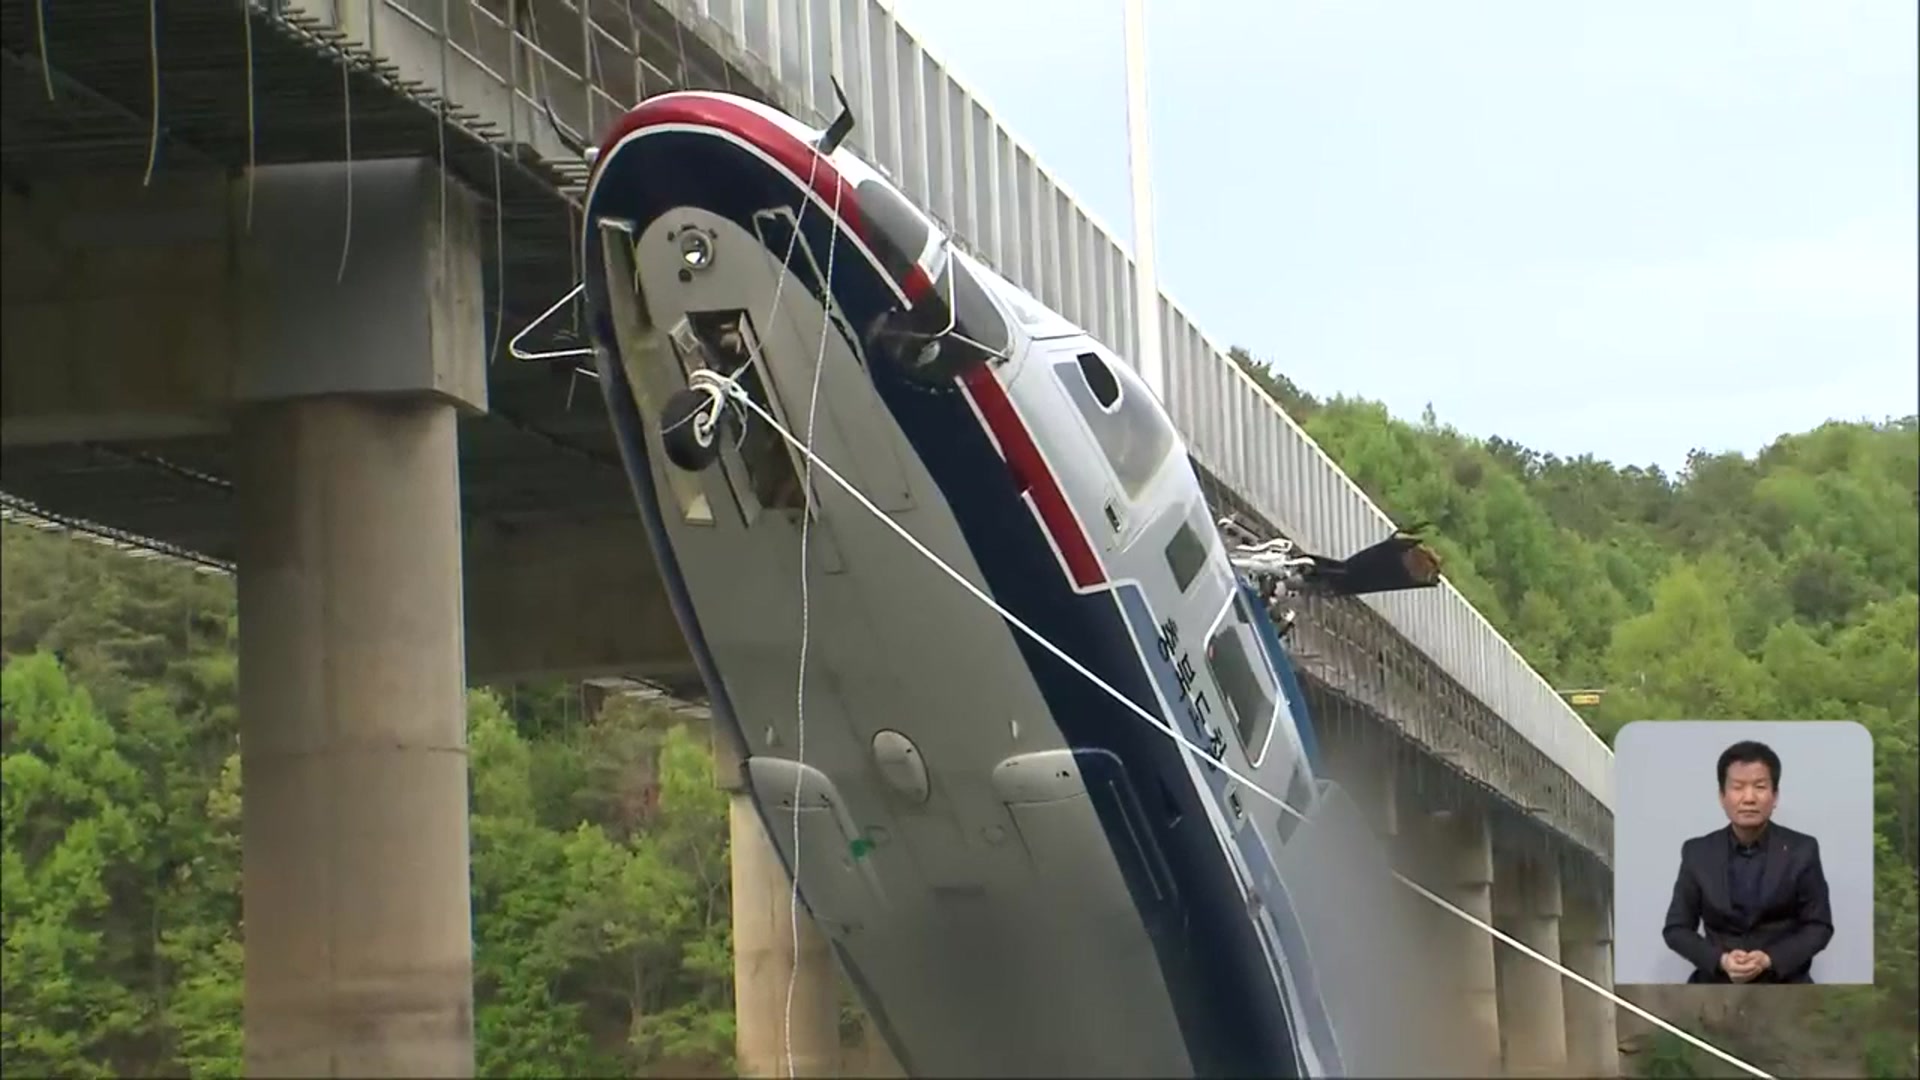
[1047, 347, 1180, 552]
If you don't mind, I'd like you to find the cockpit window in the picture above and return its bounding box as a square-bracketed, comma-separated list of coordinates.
[1052, 350, 1178, 499]
[853, 186, 1012, 372]
[1274, 764, 1314, 843]
[1206, 590, 1279, 766]
[854, 179, 931, 287]
[940, 258, 1011, 356]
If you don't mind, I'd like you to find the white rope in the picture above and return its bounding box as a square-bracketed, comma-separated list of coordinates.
[647, 110, 843, 1078]
[679, 365, 1775, 1080]
[783, 167, 845, 1080]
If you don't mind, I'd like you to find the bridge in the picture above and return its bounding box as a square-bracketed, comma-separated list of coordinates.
[0, 0, 1619, 1074]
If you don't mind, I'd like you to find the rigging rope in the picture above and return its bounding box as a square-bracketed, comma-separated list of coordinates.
[677, 364, 1775, 1080]
[784, 174, 845, 1080]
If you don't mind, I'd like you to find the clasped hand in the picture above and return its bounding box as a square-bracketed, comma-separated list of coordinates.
[1719, 949, 1773, 982]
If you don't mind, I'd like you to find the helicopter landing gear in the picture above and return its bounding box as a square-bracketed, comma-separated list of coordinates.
[661, 386, 727, 472]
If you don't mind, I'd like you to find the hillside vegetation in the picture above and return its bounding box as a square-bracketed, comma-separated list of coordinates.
[1233, 347, 1918, 1076]
[3, 355, 1915, 1076]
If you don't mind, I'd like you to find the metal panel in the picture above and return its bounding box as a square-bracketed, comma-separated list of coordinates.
[806, 0, 835, 113]
[1091, 230, 1114, 347]
[949, 85, 974, 240]
[1016, 150, 1039, 289]
[775, 0, 805, 88]
[895, 28, 927, 203]
[996, 130, 1020, 277]
[971, 103, 994, 255]
[1058, 196, 1081, 328]
[837, 0, 871, 156]
[924, 58, 951, 226]
[1159, 304, 1180, 417]
[1082, 220, 1102, 339]
[865, 2, 899, 177]
[1041, 182, 1064, 311]
[741, 0, 770, 69]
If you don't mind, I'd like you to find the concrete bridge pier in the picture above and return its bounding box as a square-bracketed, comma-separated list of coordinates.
[1494, 850, 1569, 1077]
[1561, 885, 1622, 1077]
[3, 158, 490, 1075]
[711, 733, 842, 1077]
[1411, 807, 1504, 1075]
[233, 159, 488, 1077]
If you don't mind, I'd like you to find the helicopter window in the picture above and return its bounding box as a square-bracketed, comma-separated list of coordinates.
[1077, 351, 1120, 408]
[944, 258, 1011, 355]
[1164, 520, 1210, 593]
[850, 183, 1012, 368]
[1206, 590, 1278, 766]
[854, 179, 931, 287]
[1052, 350, 1179, 499]
[876, 255, 1011, 370]
[1273, 763, 1314, 843]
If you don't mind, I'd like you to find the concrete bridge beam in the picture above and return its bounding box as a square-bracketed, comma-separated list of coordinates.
[710, 732, 842, 1077]
[463, 514, 695, 683]
[0, 161, 486, 444]
[1, 164, 700, 686]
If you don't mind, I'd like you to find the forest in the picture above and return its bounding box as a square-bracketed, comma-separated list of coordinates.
[2, 350, 1915, 1077]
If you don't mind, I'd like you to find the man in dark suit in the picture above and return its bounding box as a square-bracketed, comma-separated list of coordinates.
[1662, 739, 1834, 984]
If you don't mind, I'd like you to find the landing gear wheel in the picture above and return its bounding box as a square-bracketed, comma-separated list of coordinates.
[661, 387, 724, 472]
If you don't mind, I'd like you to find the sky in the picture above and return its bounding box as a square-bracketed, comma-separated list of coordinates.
[887, 0, 1919, 472]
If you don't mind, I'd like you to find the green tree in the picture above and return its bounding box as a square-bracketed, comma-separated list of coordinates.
[1, 653, 150, 1076]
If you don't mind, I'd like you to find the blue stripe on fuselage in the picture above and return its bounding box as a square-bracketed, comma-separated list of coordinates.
[584, 126, 1312, 1078]
[1242, 580, 1327, 780]
[1114, 585, 1346, 1077]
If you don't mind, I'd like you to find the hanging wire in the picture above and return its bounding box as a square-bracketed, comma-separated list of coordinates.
[437, 0, 451, 274]
[242, 0, 258, 231]
[335, 41, 355, 283]
[142, 0, 161, 186]
[33, 0, 54, 99]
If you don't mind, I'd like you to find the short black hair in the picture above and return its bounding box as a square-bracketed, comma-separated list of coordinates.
[1717, 740, 1782, 790]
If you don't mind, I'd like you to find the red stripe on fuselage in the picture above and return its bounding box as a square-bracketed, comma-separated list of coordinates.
[595, 94, 933, 299]
[959, 366, 1106, 590]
